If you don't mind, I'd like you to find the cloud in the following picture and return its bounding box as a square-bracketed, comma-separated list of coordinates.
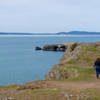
[0, 0, 100, 33]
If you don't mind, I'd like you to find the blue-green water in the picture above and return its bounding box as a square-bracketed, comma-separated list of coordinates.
[0, 36, 100, 85]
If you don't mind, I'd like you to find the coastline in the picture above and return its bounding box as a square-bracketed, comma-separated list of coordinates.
[0, 42, 100, 100]
[0, 35, 67, 37]
[1, 41, 100, 85]
[0, 35, 100, 37]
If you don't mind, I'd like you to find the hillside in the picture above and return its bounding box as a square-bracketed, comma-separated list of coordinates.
[57, 31, 100, 35]
[0, 32, 56, 35]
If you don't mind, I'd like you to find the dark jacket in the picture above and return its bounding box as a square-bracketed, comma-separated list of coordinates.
[95, 61, 100, 66]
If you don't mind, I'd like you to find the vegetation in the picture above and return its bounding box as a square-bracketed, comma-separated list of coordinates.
[59, 66, 95, 81]
[0, 84, 18, 88]
[70, 42, 78, 51]
[32, 89, 62, 94]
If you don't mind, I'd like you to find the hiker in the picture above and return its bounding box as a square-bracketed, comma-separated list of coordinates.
[94, 58, 100, 78]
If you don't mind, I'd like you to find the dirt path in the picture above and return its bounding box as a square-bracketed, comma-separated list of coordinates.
[46, 79, 100, 90]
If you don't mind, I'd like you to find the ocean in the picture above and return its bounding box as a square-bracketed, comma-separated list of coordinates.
[0, 35, 100, 85]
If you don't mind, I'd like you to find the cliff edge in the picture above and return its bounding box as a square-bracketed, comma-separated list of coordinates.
[46, 42, 100, 80]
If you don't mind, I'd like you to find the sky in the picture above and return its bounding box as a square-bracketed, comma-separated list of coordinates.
[0, 0, 100, 33]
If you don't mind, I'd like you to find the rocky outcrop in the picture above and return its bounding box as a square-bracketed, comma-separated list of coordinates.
[35, 44, 68, 51]
[45, 42, 80, 80]
[43, 44, 67, 51]
[35, 47, 42, 50]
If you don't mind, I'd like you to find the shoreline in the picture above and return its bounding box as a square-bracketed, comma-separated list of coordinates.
[0, 35, 67, 37]
[0, 35, 100, 37]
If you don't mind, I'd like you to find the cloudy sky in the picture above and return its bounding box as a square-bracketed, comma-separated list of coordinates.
[0, 0, 100, 33]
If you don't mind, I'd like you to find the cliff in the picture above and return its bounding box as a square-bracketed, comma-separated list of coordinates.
[46, 42, 100, 80]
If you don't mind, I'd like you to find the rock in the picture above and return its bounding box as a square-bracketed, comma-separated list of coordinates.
[35, 44, 67, 52]
[35, 47, 42, 50]
[17, 84, 41, 90]
[7, 97, 16, 100]
[45, 43, 81, 80]
[57, 45, 67, 51]
[43, 44, 67, 51]
[43, 45, 58, 51]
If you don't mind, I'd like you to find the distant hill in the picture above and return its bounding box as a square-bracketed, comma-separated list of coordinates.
[0, 31, 100, 35]
[57, 31, 100, 35]
[0, 32, 33, 35]
[0, 32, 56, 35]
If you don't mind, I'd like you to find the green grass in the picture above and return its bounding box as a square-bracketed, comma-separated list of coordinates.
[0, 84, 18, 88]
[68, 66, 95, 81]
[67, 59, 77, 64]
[59, 66, 95, 81]
[70, 43, 78, 51]
[80, 89, 99, 93]
[93, 96, 100, 100]
[77, 46, 100, 65]
[31, 89, 100, 100]
[67, 46, 100, 65]
[32, 89, 62, 94]
[87, 47, 100, 53]
[83, 56, 92, 63]
[80, 89, 100, 100]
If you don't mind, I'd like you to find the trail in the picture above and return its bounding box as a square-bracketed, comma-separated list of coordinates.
[46, 79, 100, 90]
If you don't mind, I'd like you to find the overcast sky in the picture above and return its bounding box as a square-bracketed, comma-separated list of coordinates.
[0, 0, 100, 33]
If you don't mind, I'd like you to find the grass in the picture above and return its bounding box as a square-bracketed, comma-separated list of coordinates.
[67, 45, 100, 67]
[32, 89, 62, 94]
[93, 96, 100, 100]
[59, 66, 95, 81]
[0, 84, 18, 88]
[69, 66, 95, 81]
[70, 43, 78, 51]
[87, 47, 100, 53]
[67, 59, 77, 64]
[75, 45, 100, 66]
[80, 89, 100, 100]
[31, 88, 100, 100]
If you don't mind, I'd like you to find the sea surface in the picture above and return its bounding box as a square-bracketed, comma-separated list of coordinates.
[0, 35, 100, 85]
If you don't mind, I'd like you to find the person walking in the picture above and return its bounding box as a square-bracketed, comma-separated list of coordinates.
[94, 58, 100, 79]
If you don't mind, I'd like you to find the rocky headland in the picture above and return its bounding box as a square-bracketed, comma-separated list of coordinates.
[46, 42, 100, 80]
[35, 44, 68, 51]
[0, 42, 100, 100]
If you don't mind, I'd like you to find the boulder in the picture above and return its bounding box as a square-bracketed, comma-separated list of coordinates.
[35, 47, 42, 50]
[35, 44, 67, 52]
[57, 45, 67, 51]
[43, 44, 67, 51]
[43, 45, 57, 51]
[17, 84, 41, 90]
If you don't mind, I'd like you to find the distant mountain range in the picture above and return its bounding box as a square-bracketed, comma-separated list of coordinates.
[57, 31, 100, 35]
[0, 32, 56, 35]
[0, 31, 100, 35]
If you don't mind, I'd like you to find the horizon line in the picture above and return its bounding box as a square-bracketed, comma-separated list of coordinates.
[0, 30, 100, 34]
